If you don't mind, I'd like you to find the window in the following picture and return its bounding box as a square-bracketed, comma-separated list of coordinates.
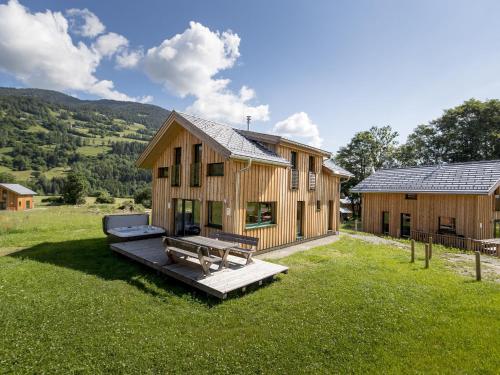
[495, 194, 500, 211]
[26, 200, 30, 209]
[291, 151, 298, 170]
[193, 144, 202, 163]
[1, 190, 6, 200]
[405, 193, 417, 200]
[174, 147, 182, 165]
[309, 156, 315, 172]
[439, 216, 456, 235]
[316, 200, 321, 211]
[495, 220, 500, 238]
[207, 163, 224, 176]
[382, 211, 390, 235]
[158, 167, 168, 178]
[207, 201, 223, 229]
[246, 202, 276, 228]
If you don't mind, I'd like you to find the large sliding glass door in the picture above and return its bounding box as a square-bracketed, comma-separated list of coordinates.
[173, 199, 201, 236]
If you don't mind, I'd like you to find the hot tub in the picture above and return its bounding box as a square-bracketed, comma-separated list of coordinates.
[103, 214, 166, 241]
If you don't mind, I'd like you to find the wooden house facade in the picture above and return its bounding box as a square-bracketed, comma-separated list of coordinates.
[0, 183, 36, 211]
[351, 161, 500, 241]
[137, 111, 353, 251]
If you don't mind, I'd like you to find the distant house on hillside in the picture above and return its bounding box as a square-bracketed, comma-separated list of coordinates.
[136, 111, 353, 251]
[0, 183, 37, 211]
[351, 160, 500, 242]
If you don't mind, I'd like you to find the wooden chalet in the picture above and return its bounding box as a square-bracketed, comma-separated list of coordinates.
[351, 160, 500, 245]
[136, 111, 353, 251]
[0, 183, 36, 211]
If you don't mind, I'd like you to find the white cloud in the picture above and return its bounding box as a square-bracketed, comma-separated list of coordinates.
[116, 49, 143, 69]
[93, 32, 128, 57]
[143, 21, 268, 124]
[66, 8, 105, 38]
[0, 0, 149, 102]
[273, 112, 324, 148]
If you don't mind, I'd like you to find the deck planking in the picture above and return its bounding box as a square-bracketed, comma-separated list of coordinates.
[110, 238, 288, 299]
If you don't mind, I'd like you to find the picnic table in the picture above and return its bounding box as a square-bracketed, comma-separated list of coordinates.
[182, 236, 237, 269]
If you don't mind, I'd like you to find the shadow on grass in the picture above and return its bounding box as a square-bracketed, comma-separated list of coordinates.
[7, 237, 224, 306]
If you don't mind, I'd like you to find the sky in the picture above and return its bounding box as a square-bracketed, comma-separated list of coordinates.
[1, 0, 500, 152]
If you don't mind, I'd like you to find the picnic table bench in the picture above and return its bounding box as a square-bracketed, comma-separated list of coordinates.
[163, 237, 223, 276]
[209, 232, 259, 265]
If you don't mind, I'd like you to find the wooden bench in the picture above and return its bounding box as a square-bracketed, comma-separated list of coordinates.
[209, 232, 259, 265]
[163, 237, 222, 276]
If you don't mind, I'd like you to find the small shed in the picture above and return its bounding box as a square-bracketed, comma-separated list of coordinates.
[0, 183, 37, 211]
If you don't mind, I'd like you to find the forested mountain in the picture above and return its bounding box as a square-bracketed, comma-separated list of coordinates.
[0, 87, 170, 197]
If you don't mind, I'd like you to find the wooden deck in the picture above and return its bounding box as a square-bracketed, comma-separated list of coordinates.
[110, 238, 288, 299]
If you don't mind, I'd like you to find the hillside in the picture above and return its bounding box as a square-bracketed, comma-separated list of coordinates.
[0, 87, 170, 196]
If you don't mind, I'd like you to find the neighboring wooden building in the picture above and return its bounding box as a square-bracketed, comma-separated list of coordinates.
[339, 197, 353, 222]
[0, 183, 37, 211]
[136, 111, 353, 251]
[351, 160, 500, 240]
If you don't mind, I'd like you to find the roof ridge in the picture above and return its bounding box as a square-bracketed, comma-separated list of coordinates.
[378, 159, 500, 172]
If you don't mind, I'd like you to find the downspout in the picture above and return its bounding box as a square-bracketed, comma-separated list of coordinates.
[235, 158, 252, 234]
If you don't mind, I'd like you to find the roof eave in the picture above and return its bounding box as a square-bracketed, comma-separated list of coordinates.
[230, 154, 290, 167]
[351, 189, 491, 195]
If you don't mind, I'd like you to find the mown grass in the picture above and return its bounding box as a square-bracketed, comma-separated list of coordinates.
[0, 207, 499, 374]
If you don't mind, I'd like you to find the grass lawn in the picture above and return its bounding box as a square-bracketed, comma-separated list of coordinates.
[0, 207, 499, 373]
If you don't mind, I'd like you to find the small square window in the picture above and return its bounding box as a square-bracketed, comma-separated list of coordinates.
[158, 167, 168, 178]
[439, 217, 456, 235]
[405, 194, 417, 200]
[316, 200, 321, 211]
[207, 163, 224, 176]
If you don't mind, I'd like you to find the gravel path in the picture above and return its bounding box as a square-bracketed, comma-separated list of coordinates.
[256, 234, 342, 260]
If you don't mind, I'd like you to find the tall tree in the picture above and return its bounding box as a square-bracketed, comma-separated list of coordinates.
[400, 99, 500, 164]
[62, 172, 89, 205]
[335, 125, 399, 216]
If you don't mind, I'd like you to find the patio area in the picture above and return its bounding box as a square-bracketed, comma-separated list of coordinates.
[110, 238, 289, 299]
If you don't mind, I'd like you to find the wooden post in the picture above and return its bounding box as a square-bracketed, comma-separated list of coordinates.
[424, 244, 429, 269]
[467, 238, 472, 251]
[428, 236, 433, 260]
[496, 244, 500, 259]
[475, 251, 481, 281]
[410, 239, 415, 263]
[354, 219, 358, 232]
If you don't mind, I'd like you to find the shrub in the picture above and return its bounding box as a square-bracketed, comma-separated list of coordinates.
[41, 196, 64, 205]
[118, 200, 137, 211]
[62, 172, 89, 205]
[95, 190, 115, 204]
[133, 187, 151, 209]
[0, 171, 16, 183]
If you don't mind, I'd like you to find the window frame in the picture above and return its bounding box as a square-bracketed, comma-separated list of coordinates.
[245, 202, 276, 229]
[495, 194, 500, 212]
[157, 167, 169, 178]
[316, 200, 321, 211]
[308, 155, 315, 172]
[438, 216, 457, 235]
[207, 201, 223, 229]
[207, 162, 224, 177]
[291, 151, 298, 170]
[405, 193, 417, 200]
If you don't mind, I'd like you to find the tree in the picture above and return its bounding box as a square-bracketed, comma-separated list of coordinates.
[134, 187, 152, 209]
[335, 125, 399, 217]
[95, 189, 115, 204]
[0, 171, 16, 183]
[62, 172, 89, 205]
[400, 99, 500, 165]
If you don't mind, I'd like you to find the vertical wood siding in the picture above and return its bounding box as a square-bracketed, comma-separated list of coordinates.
[361, 192, 496, 239]
[150, 124, 341, 250]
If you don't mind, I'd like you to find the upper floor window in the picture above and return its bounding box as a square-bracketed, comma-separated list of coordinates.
[193, 144, 202, 163]
[405, 193, 417, 200]
[158, 167, 168, 178]
[439, 216, 456, 235]
[309, 156, 315, 172]
[316, 200, 321, 211]
[207, 163, 224, 176]
[174, 147, 182, 165]
[291, 151, 298, 170]
[495, 194, 500, 211]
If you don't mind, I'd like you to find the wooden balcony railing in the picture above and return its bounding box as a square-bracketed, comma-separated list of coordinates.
[171, 164, 181, 187]
[190, 162, 201, 187]
[410, 230, 500, 256]
[308, 171, 316, 191]
[290, 169, 299, 190]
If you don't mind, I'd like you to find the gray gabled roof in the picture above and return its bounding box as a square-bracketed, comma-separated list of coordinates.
[175, 112, 291, 166]
[322, 159, 354, 178]
[0, 183, 37, 195]
[351, 160, 500, 195]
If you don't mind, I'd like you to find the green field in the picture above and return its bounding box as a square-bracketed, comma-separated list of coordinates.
[0, 206, 499, 373]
